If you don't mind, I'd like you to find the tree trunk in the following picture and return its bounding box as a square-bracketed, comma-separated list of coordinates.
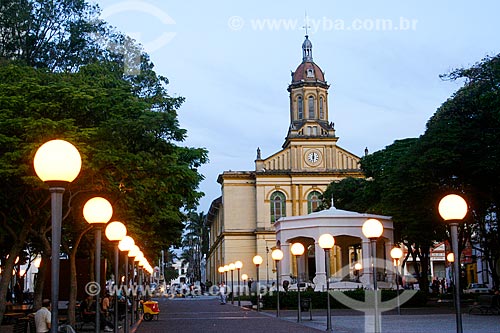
[32, 254, 50, 311]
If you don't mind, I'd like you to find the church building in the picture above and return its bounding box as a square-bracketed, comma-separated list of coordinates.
[205, 35, 366, 286]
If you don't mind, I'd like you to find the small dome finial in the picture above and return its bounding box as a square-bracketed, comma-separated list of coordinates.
[302, 35, 313, 62]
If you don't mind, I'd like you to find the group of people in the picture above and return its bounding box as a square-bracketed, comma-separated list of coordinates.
[79, 293, 116, 332]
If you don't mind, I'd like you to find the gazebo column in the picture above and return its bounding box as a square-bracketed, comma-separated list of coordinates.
[313, 241, 327, 291]
[361, 240, 372, 288]
[280, 243, 291, 286]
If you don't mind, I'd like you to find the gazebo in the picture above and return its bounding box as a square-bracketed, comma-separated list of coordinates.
[274, 206, 394, 291]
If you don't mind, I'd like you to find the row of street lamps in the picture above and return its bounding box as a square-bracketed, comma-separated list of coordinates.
[34, 140, 154, 333]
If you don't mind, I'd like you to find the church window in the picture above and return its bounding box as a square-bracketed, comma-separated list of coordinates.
[307, 68, 314, 77]
[307, 191, 322, 213]
[308, 96, 315, 118]
[297, 96, 303, 119]
[270, 191, 286, 223]
[320, 97, 324, 119]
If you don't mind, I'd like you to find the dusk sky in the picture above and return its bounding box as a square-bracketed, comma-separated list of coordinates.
[94, 0, 500, 212]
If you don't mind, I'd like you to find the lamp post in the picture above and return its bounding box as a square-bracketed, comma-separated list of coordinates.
[118, 236, 134, 333]
[271, 249, 283, 317]
[319, 234, 335, 332]
[229, 263, 236, 304]
[224, 264, 229, 284]
[252, 255, 263, 311]
[83, 197, 113, 333]
[241, 274, 248, 297]
[390, 247, 403, 315]
[354, 263, 362, 283]
[362, 218, 384, 333]
[439, 194, 468, 333]
[235, 261, 243, 306]
[290, 243, 305, 323]
[34, 139, 81, 333]
[128, 245, 140, 323]
[105, 221, 127, 333]
[218, 266, 224, 284]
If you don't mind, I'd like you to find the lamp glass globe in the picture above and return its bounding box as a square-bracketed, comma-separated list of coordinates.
[34, 140, 82, 182]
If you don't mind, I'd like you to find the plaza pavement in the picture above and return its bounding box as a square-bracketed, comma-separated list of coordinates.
[133, 296, 500, 333]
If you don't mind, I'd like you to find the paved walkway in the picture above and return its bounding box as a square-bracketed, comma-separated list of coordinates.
[134, 296, 500, 333]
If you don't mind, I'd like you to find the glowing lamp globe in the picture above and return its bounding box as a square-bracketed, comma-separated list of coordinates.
[447, 253, 455, 263]
[290, 243, 305, 256]
[319, 233, 335, 249]
[438, 194, 468, 221]
[362, 219, 384, 239]
[118, 236, 135, 252]
[252, 255, 263, 266]
[241, 273, 248, 281]
[235, 261, 243, 269]
[218, 266, 224, 274]
[223, 264, 229, 272]
[128, 245, 140, 258]
[134, 252, 144, 262]
[390, 247, 403, 260]
[229, 263, 236, 271]
[271, 249, 284, 261]
[83, 197, 113, 224]
[105, 221, 126, 242]
[354, 263, 362, 270]
[34, 140, 82, 183]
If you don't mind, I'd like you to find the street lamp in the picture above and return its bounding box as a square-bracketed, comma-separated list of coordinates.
[128, 245, 140, 323]
[271, 249, 283, 317]
[390, 247, 403, 315]
[223, 264, 229, 284]
[34, 139, 81, 333]
[118, 236, 134, 333]
[319, 234, 335, 331]
[229, 263, 236, 304]
[252, 255, 263, 311]
[83, 197, 113, 333]
[439, 194, 468, 333]
[218, 266, 224, 284]
[290, 242, 305, 323]
[241, 273, 248, 296]
[362, 218, 384, 333]
[105, 221, 127, 333]
[354, 263, 362, 282]
[235, 261, 243, 306]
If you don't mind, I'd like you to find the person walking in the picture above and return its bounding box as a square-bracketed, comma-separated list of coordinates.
[219, 282, 226, 305]
[34, 299, 51, 333]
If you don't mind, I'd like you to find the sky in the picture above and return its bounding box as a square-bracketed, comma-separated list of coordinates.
[93, 0, 500, 212]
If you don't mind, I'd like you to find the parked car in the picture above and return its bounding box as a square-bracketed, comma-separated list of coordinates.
[464, 283, 491, 294]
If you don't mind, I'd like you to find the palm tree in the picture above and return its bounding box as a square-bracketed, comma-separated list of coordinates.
[180, 211, 209, 282]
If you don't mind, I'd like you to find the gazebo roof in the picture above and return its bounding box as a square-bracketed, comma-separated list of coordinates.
[278, 206, 391, 222]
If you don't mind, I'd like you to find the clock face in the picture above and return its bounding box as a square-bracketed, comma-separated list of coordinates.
[308, 152, 319, 163]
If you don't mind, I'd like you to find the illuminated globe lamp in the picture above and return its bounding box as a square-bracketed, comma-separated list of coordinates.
[290, 243, 305, 323]
[105, 221, 127, 333]
[118, 236, 135, 333]
[229, 263, 236, 304]
[235, 261, 243, 306]
[34, 139, 81, 333]
[223, 264, 230, 285]
[271, 249, 284, 317]
[447, 253, 455, 263]
[218, 266, 225, 283]
[390, 247, 404, 315]
[439, 194, 468, 333]
[362, 219, 384, 290]
[252, 255, 263, 311]
[318, 234, 335, 332]
[128, 244, 140, 326]
[83, 197, 113, 333]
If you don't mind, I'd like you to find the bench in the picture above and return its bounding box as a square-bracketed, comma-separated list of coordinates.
[300, 298, 313, 320]
[469, 295, 500, 315]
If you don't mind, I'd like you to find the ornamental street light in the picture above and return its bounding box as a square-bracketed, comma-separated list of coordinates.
[252, 255, 263, 311]
[390, 247, 403, 315]
[118, 236, 134, 333]
[439, 194, 468, 333]
[362, 218, 384, 333]
[218, 266, 224, 284]
[223, 264, 229, 284]
[229, 263, 236, 304]
[271, 249, 283, 317]
[354, 262, 362, 282]
[128, 245, 140, 323]
[319, 234, 335, 332]
[290, 243, 305, 323]
[235, 261, 243, 306]
[105, 221, 127, 333]
[83, 197, 113, 333]
[241, 273, 248, 296]
[34, 139, 81, 333]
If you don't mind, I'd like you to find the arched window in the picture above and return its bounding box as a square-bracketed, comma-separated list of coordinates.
[297, 96, 303, 119]
[270, 191, 286, 223]
[308, 96, 315, 118]
[307, 191, 322, 213]
[319, 97, 324, 119]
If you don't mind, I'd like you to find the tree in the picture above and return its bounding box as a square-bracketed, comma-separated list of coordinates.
[180, 212, 209, 283]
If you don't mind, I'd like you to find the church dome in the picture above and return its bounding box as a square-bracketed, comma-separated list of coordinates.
[291, 35, 326, 83]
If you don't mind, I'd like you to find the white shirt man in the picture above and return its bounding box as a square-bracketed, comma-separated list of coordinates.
[35, 299, 51, 333]
[219, 283, 226, 304]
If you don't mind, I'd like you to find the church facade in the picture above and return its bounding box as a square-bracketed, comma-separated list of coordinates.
[205, 36, 365, 285]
